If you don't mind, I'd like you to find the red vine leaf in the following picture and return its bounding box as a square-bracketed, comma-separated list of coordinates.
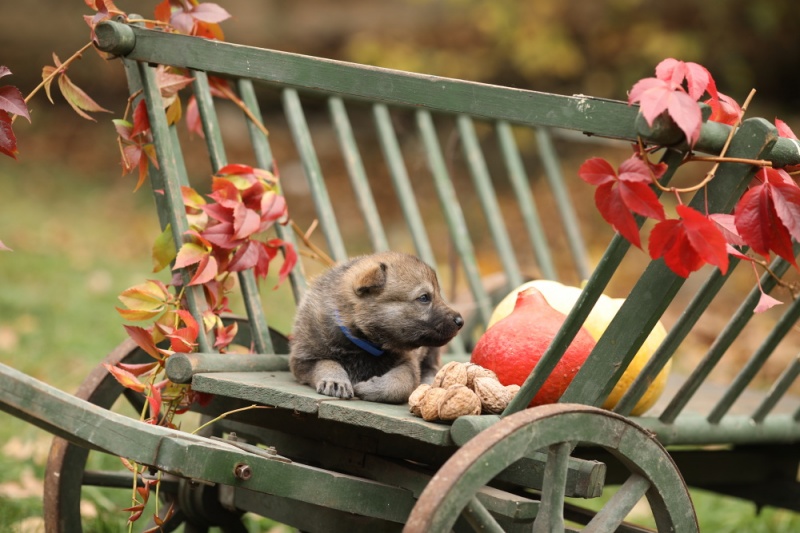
[0, 85, 30, 122]
[649, 205, 729, 277]
[123, 325, 162, 360]
[0, 111, 18, 159]
[103, 363, 146, 393]
[655, 58, 718, 101]
[734, 168, 800, 267]
[578, 155, 665, 248]
[775, 118, 798, 140]
[706, 93, 742, 126]
[755, 291, 782, 313]
[50, 54, 111, 121]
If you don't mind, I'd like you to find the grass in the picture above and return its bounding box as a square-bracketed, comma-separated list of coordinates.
[1, 160, 799, 531]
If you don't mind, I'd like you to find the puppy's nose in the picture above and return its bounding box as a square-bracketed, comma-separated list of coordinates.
[454, 314, 464, 329]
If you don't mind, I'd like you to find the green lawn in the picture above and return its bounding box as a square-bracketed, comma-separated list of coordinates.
[1, 161, 798, 531]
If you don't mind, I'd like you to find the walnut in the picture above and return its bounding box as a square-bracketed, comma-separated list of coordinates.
[505, 384, 521, 397]
[465, 363, 498, 389]
[419, 387, 448, 421]
[408, 384, 431, 416]
[473, 376, 512, 414]
[437, 385, 482, 421]
[432, 361, 468, 389]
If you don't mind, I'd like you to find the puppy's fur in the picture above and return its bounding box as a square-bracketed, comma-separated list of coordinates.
[289, 252, 463, 403]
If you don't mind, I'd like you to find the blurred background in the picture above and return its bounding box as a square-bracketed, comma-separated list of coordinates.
[1, 0, 799, 530]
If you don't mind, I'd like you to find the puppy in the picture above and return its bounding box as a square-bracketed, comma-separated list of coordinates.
[289, 252, 464, 403]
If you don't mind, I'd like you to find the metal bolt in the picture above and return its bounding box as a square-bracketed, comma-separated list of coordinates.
[233, 463, 252, 481]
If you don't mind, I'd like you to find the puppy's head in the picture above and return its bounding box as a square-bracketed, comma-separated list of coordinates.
[345, 252, 463, 351]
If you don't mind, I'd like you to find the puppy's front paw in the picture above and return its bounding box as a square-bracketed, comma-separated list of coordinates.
[316, 378, 354, 399]
[353, 378, 383, 402]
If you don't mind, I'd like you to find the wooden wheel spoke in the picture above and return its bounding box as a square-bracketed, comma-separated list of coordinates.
[533, 441, 574, 533]
[462, 496, 505, 533]
[584, 473, 651, 532]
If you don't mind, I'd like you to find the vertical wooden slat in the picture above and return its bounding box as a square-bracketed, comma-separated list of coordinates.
[283, 88, 348, 263]
[536, 127, 591, 280]
[457, 115, 523, 290]
[707, 295, 800, 423]
[417, 109, 493, 327]
[503, 149, 684, 415]
[237, 79, 306, 302]
[192, 70, 273, 355]
[614, 263, 738, 416]
[138, 62, 212, 353]
[328, 97, 390, 252]
[751, 355, 800, 423]
[659, 255, 792, 424]
[496, 121, 557, 280]
[372, 104, 436, 267]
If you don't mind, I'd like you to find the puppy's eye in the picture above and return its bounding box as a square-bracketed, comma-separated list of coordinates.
[417, 293, 431, 304]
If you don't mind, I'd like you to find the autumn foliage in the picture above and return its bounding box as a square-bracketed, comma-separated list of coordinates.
[579, 58, 800, 311]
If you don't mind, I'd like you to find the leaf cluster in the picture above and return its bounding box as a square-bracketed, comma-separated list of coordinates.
[580, 58, 800, 311]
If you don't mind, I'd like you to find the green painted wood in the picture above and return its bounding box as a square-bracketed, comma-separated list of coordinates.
[317, 398, 453, 447]
[329, 97, 390, 252]
[95, 22, 643, 140]
[165, 353, 289, 384]
[583, 474, 651, 533]
[191, 371, 327, 414]
[417, 110, 493, 327]
[138, 61, 212, 353]
[282, 88, 348, 262]
[457, 115, 523, 290]
[237, 79, 307, 301]
[708, 295, 800, 423]
[536, 128, 590, 280]
[659, 255, 793, 424]
[752, 356, 800, 423]
[559, 118, 779, 409]
[613, 262, 738, 416]
[191, 70, 274, 355]
[637, 413, 800, 446]
[463, 497, 505, 532]
[372, 104, 436, 267]
[496, 121, 557, 280]
[533, 442, 572, 533]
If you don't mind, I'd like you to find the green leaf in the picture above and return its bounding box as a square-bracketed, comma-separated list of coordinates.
[152, 223, 177, 272]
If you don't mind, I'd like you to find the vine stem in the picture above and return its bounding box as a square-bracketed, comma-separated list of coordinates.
[214, 82, 270, 137]
[191, 404, 272, 435]
[290, 219, 335, 266]
[13, 41, 95, 124]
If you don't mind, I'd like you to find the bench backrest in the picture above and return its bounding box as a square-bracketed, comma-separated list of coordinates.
[96, 21, 800, 435]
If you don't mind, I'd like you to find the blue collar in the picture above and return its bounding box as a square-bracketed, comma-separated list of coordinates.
[334, 309, 384, 357]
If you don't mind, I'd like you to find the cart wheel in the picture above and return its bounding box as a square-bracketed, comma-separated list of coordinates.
[405, 404, 698, 532]
[43, 319, 261, 532]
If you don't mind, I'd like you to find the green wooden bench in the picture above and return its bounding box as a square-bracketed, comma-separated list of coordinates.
[1, 17, 798, 532]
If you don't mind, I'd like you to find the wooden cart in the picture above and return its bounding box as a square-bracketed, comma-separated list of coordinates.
[2, 18, 799, 532]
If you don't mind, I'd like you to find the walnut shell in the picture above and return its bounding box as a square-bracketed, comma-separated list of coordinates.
[438, 384, 482, 421]
[419, 387, 449, 421]
[432, 361, 468, 389]
[505, 384, 521, 397]
[465, 363, 498, 389]
[473, 376, 512, 414]
[408, 384, 431, 416]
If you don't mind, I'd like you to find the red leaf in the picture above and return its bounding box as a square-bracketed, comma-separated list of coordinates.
[117, 361, 159, 376]
[103, 363, 146, 393]
[185, 95, 204, 138]
[274, 240, 297, 285]
[218, 163, 255, 176]
[174, 242, 208, 269]
[765, 168, 800, 242]
[775, 118, 798, 140]
[755, 291, 783, 313]
[123, 325, 162, 359]
[0, 110, 18, 159]
[228, 240, 260, 272]
[676, 205, 729, 273]
[155, 67, 194, 101]
[154, 0, 172, 23]
[708, 213, 746, 246]
[188, 253, 218, 286]
[260, 192, 287, 228]
[655, 59, 718, 101]
[146, 383, 162, 420]
[132, 99, 150, 138]
[214, 321, 238, 349]
[596, 182, 642, 248]
[190, 3, 232, 24]
[629, 77, 702, 145]
[649, 205, 729, 277]
[734, 170, 798, 267]
[706, 93, 742, 126]
[578, 157, 617, 186]
[56, 66, 111, 121]
[0, 84, 30, 122]
[233, 204, 261, 239]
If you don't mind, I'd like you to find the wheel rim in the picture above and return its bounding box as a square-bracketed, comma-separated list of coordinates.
[405, 404, 698, 532]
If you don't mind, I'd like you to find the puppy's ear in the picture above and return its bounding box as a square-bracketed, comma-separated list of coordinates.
[353, 262, 387, 296]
